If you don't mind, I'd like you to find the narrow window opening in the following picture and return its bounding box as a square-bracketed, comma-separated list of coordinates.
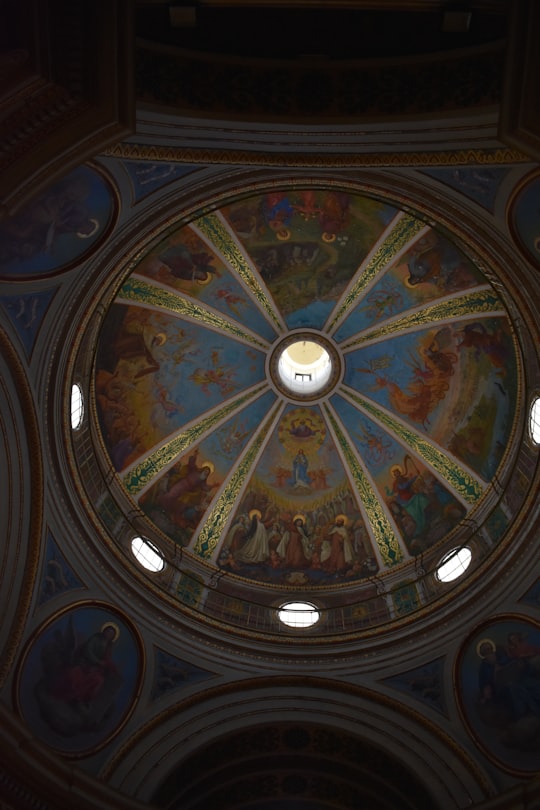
[530, 395, 540, 445]
[71, 383, 84, 430]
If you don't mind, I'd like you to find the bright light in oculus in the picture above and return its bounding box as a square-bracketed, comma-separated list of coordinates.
[278, 601, 320, 628]
[436, 547, 472, 582]
[278, 340, 332, 395]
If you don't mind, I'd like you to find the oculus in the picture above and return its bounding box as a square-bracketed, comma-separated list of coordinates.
[270, 333, 341, 401]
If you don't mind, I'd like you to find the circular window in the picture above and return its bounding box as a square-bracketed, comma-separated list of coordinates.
[278, 601, 320, 628]
[269, 333, 341, 400]
[435, 547, 472, 582]
[131, 536, 166, 572]
[278, 340, 332, 395]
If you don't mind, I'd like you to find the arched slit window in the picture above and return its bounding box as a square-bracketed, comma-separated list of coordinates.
[530, 395, 540, 445]
[71, 383, 84, 430]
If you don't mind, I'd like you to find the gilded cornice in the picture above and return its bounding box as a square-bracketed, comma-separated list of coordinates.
[104, 142, 527, 167]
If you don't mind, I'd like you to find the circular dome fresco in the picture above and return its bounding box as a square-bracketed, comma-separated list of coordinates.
[88, 186, 522, 636]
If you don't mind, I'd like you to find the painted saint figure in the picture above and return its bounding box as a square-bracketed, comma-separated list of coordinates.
[235, 510, 270, 564]
[277, 516, 312, 569]
[324, 515, 353, 573]
[34, 617, 123, 737]
[476, 637, 540, 746]
[158, 452, 217, 526]
[386, 458, 429, 540]
[291, 448, 311, 489]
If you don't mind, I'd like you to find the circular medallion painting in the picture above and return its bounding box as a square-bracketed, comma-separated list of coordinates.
[16, 603, 142, 756]
[91, 187, 520, 601]
[0, 164, 116, 279]
[457, 615, 540, 774]
[509, 171, 540, 269]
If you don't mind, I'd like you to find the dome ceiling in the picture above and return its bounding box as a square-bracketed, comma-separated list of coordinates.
[92, 185, 520, 611]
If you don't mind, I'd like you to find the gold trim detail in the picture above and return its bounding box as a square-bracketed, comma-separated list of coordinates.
[340, 387, 485, 503]
[342, 288, 504, 349]
[327, 214, 426, 333]
[196, 213, 284, 332]
[194, 402, 282, 558]
[118, 277, 268, 349]
[324, 405, 403, 566]
[123, 385, 269, 495]
[103, 142, 528, 168]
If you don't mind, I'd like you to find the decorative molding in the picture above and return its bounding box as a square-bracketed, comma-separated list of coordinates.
[104, 142, 528, 167]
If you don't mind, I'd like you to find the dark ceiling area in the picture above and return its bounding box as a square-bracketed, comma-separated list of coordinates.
[152, 722, 438, 810]
[135, 4, 508, 60]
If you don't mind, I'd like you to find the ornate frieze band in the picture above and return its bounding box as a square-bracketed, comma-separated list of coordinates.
[104, 142, 527, 168]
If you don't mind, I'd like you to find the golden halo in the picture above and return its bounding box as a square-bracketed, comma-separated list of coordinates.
[322, 232, 336, 243]
[391, 465, 402, 475]
[154, 332, 167, 347]
[293, 513, 305, 524]
[77, 218, 100, 239]
[276, 228, 291, 241]
[201, 460, 214, 475]
[476, 637, 496, 658]
[403, 274, 419, 288]
[249, 509, 262, 520]
[196, 272, 213, 286]
[335, 514, 348, 525]
[101, 621, 120, 642]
